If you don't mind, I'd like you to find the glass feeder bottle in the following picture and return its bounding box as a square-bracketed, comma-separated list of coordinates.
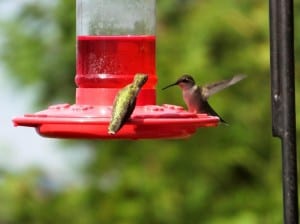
[75, 0, 157, 105]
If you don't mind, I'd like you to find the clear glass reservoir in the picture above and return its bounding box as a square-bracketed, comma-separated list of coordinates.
[75, 0, 157, 89]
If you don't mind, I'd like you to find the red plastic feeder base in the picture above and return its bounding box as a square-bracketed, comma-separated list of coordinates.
[13, 103, 219, 139]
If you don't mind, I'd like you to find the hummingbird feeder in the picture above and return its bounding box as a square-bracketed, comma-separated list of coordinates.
[13, 0, 219, 139]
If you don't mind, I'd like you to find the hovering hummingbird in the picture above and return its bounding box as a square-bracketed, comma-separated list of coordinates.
[108, 73, 148, 134]
[162, 74, 247, 123]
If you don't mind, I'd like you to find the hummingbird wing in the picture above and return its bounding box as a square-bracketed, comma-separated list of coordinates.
[122, 97, 136, 127]
[201, 74, 247, 100]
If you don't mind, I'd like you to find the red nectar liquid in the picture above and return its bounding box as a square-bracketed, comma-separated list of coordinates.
[76, 35, 156, 88]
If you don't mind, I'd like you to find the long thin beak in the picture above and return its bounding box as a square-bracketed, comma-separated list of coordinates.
[162, 82, 178, 90]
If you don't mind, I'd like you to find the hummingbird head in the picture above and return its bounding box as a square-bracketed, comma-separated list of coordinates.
[133, 73, 148, 88]
[162, 74, 196, 90]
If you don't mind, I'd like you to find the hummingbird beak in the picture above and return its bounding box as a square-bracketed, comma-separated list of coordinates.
[162, 82, 178, 90]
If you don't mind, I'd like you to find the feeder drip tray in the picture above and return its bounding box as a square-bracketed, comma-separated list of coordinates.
[13, 104, 219, 139]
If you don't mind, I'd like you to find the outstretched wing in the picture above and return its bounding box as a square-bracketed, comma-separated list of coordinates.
[201, 74, 247, 99]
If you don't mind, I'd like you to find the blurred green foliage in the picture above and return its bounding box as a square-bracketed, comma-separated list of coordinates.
[1, 0, 299, 223]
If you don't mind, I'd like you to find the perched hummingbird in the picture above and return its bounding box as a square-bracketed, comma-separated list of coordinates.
[162, 74, 247, 123]
[108, 73, 148, 134]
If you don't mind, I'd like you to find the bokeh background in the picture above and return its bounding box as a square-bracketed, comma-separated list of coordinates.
[0, 0, 299, 223]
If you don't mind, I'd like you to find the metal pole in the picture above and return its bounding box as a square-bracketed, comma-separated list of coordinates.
[269, 0, 298, 223]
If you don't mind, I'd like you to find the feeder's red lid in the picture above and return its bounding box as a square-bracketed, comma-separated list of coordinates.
[13, 103, 219, 139]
